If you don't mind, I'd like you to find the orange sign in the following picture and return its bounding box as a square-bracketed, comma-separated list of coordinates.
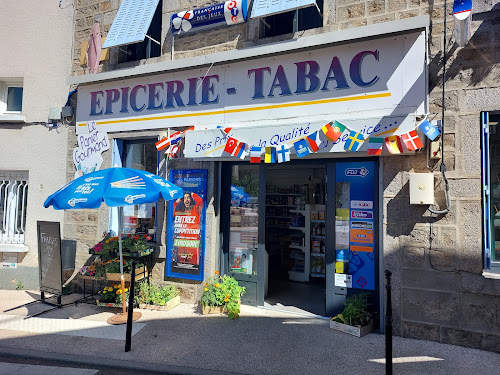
[350, 229, 373, 243]
[350, 245, 373, 253]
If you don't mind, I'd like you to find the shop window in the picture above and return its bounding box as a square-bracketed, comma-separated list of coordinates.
[111, 139, 158, 237]
[0, 171, 28, 244]
[483, 112, 500, 269]
[262, 0, 323, 38]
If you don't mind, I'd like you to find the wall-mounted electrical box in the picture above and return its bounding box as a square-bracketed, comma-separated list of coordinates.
[430, 140, 441, 159]
[409, 173, 434, 205]
[49, 107, 61, 121]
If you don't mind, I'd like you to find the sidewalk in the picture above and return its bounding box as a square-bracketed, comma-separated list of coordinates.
[0, 290, 498, 375]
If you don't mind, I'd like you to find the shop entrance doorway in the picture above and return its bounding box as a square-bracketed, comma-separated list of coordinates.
[221, 160, 380, 321]
[264, 164, 326, 316]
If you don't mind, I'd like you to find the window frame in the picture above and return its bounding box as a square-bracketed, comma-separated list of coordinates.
[482, 111, 500, 270]
[0, 79, 24, 115]
[261, 0, 324, 39]
[110, 138, 160, 240]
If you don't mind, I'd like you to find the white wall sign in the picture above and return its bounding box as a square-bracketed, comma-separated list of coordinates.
[76, 31, 427, 135]
[335, 273, 352, 288]
[73, 121, 110, 178]
[2, 253, 17, 268]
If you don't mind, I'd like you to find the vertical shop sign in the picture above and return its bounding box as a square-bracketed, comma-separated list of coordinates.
[336, 162, 375, 290]
[166, 169, 207, 281]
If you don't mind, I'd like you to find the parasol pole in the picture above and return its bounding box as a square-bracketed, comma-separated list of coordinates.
[119, 206, 126, 315]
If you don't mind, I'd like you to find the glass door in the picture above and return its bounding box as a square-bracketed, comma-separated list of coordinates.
[222, 163, 265, 305]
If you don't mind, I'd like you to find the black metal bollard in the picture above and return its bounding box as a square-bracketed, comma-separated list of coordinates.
[125, 260, 137, 352]
[385, 270, 393, 375]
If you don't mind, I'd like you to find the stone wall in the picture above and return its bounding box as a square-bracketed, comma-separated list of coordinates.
[70, 0, 500, 352]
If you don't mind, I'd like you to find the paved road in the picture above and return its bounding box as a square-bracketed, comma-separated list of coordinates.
[0, 355, 171, 375]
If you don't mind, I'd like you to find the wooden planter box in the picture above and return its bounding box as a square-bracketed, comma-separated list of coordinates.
[106, 267, 148, 282]
[96, 300, 124, 308]
[201, 304, 226, 315]
[329, 319, 374, 337]
[139, 296, 181, 311]
[79, 275, 105, 280]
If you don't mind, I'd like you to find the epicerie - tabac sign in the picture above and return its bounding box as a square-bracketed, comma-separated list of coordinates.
[76, 31, 426, 134]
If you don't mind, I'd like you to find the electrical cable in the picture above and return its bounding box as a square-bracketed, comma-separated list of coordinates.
[428, 0, 451, 215]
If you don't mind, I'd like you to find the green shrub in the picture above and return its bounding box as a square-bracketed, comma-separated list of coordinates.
[136, 281, 179, 306]
[331, 294, 372, 327]
[200, 271, 246, 319]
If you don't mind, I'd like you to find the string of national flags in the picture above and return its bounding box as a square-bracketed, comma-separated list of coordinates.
[219, 118, 441, 163]
[155, 119, 441, 162]
[155, 126, 194, 159]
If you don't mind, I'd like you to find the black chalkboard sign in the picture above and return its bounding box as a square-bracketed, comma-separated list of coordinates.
[37, 221, 63, 295]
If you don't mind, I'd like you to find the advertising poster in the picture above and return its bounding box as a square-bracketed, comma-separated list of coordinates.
[166, 169, 207, 281]
[336, 162, 375, 290]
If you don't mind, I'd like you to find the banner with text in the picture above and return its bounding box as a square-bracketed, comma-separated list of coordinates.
[166, 169, 207, 281]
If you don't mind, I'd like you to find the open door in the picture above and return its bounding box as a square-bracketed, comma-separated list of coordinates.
[221, 163, 266, 305]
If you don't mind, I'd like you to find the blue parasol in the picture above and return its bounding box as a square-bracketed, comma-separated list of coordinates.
[44, 167, 183, 323]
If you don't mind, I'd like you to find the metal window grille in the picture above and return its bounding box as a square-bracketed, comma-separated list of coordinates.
[0, 172, 29, 244]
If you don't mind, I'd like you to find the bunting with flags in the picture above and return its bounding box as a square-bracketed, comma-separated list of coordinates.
[174, 117, 440, 163]
[401, 130, 423, 151]
[306, 131, 322, 152]
[234, 142, 249, 159]
[265, 147, 277, 163]
[277, 144, 290, 163]
[344, 131, 364, 152]
[250, 146, 262, 163]
[294, 139, 310, 158]
[368, 138, 384, 155]
[322, 121, 346, 142]
[224, 137, 239, 154]
[418, 119, 440, 141]
[385, 135, 403, 154]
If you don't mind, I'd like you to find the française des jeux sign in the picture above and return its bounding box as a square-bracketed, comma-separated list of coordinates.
[76, 31, 426, 134]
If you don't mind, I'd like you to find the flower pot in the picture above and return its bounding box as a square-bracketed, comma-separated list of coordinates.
[329, 319, 374, 337]
[139, 296, 181, 311]
[106, 267, 148, 282]
[201, 304, 226, 315]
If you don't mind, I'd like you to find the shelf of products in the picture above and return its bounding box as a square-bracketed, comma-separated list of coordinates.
[288, 204, 310, 282]
[310, 205, 326, 277]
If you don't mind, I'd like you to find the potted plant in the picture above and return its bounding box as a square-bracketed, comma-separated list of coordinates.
[136, 281, 181, 311]
[330, 294, 374, 337]
[200, 271, 246, 319]
[96, 284, 130, 308]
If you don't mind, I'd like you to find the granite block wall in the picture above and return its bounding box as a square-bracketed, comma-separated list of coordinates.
[68, 0, 500, 352]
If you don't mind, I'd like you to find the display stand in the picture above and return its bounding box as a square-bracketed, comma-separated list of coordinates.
[288, 204, 310, 282]
[77, 249, 152, 307]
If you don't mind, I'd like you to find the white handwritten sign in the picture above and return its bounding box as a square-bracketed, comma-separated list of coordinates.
[73, 121, 110, 178]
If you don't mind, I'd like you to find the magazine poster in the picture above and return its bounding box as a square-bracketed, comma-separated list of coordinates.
[166, 169, 207, 281]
